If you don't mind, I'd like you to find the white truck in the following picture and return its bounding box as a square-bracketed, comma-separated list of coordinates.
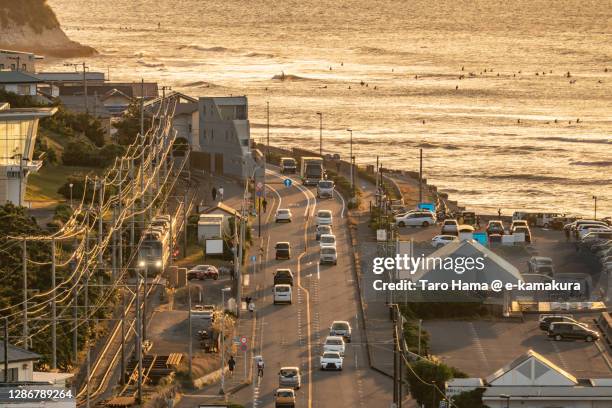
[300, 156, 324, 186]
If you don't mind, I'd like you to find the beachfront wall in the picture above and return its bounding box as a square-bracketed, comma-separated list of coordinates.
[195, 96, 254, 179]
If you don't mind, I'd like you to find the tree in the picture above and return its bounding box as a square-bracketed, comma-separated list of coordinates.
[114, 101, 150, 145]
[405, 360, 458, 408]
[452, 388, 488, 408]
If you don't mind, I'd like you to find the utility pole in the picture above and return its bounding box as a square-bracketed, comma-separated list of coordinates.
[130, 159, 135, 258]
[3, 317, 8, 381]
[22, 238, 27, 350]
[188, 282, 193, 380]
[347, 129, 353, 195]
[112, 205, 117, 281]
[419, 148, 423, 203]
[183, 191, 188, 258]
[97, 178, 104, 269]
[593, 195, 598, 219]
[140, 79, 145, 137]
[64, 62, 89, 113]
[120, 286, 126, 385]
[266, 101, 270, 158]
[73, 279, 78, 363]
[136, 276, 143, 404]
[316, 112, 323, 156]
[392, 307, 398, 405]
[142, 261, 148, 342]
[86, 343, 91, 408]
[84, 214, 90, 336]
[51, 238, 57, 370]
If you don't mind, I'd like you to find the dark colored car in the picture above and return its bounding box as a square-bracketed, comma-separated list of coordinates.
[547, 322, 599, 342]
[187, 265, 219, 280]
[274, 269, 294, 286]
[275, 242, 291, 260]
[538, 315, 577, 331]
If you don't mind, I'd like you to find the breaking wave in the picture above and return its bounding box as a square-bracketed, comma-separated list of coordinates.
[570, 160, 612, 167]
[530, 136, 612, 145]
[245, 52, 274, 58]
[137, 60, 165, 68]
[178, 45, 231, 52]
[271, 74, 315, 81]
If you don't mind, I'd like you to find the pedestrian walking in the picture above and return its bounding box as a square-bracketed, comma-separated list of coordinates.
[228, 355, 236, 377]
[248, 299, 255, 313]
[262, 198, 268, 213]
[212, 186, 217, 201]
[497, 208, 502, 218]
[257, 357, 265, 378]
[218, 186, 224, 201]
[565, 227, 570, 241]
[476, 216, 481, 229]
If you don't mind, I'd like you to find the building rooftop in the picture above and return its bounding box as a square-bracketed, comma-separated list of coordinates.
[0, 71, 44, 84]
[0, 105, 58, 119]
[0, 342, 41, 364]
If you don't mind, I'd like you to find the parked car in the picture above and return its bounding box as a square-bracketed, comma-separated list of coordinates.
[278, 367, 301, 389]
[274, 269, 294, 286]
[316, 225, 333, 241]
[486, 220, 505, 235]
[319, 234, 337, 249]
[547, 322, 599, 342]
[512, 225, 532, 243]
[316, 210, 333, 226]
[273, 284, 292, 304]
[319, 246, 337, 265]
[441, 219, 459, 235]
[431, 235, 458, 248]
[320, 351, 343, 371]
[274, 388, 296, 408]
[395, 211, 435, 227]
[538, 314, 577, 331]
[528, 257, 554, 276]
[275, 242, 291, 259]
[510, 220, 528, 231]
[329, 320, 352, 342]
[275, 209, 293, 223]
[323, 335, 346, 356]
[187, 264, 219, 280]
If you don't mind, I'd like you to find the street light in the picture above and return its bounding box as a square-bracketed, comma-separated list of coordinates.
[69, 183, 74, 208]
[219, 286, 231, 395]
[347, 129, 353, 194]
[431, 380, 437, 408]
[316, 112, 323, 156]
[138, 258, 161, 342]
[500, 394, 510, 408]
[593, 195, 597, 220]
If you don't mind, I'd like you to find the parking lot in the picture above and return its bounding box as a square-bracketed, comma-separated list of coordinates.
[425, 315, 612, 378]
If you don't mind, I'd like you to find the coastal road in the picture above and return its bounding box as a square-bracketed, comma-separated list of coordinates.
[234, 169, 391, 407]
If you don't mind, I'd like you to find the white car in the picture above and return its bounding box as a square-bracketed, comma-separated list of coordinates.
[316, 225, 333, 240]
[395, 211, 436, 227]
[323, 335, 345, 356]
[329, 320, 352, 342]
[441, 219, 459, 235]
[431, 235, 458, 248]
[316, 210, 333, 226]
[320, 351, 343, 370]
[319, 246, 337, 265]
[275, 209, 292, 223]
[319, 234, 336, 249]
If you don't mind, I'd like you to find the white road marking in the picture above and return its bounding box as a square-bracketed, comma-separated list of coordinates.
[317, 262, 320, 280]
[334, 189, 346, 218]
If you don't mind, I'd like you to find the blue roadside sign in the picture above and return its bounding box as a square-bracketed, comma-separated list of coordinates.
[473, 232, 488, 246]
[418, 202, 436, 212]
[283, 178, 292, 187]
[250, 255, 257, 262]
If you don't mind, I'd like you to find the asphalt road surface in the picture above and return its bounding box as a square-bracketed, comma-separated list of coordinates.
[233, 169, 391, 408]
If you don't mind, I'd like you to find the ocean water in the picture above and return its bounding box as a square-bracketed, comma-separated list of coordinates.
[45, 0, 612, 216]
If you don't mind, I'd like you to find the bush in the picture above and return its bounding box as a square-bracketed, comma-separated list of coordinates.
[53, 203, 73, 224]
[405, 360, 457, 408]
[453, 388, 487, 408]
[62, 140, 124, 168]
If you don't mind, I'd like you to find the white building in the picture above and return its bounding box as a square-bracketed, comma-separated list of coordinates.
[0, 71, 44, 96]
[446, 349, 612, 407]
[0, 49, 41, 73]
[195, 96, 255, 179]
[0, 341, 41, 381]
[0, 102, 58, 205]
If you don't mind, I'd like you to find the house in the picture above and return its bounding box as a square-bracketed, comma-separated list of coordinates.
[199, 202, 243, 235]
[446, 349, 612, 407]
[0, 49, 41, 73]
[144, 92, 198, 150]
[0, 71, 44, 96]
[194, 96, 256, 179]
[0, 341, 41, 381]
[0, 103, 58, 205]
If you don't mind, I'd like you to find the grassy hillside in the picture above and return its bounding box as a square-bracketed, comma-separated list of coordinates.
[0, 0, 60, 33]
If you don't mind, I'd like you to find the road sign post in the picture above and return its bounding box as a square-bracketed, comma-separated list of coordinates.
[283, 178, 292, 187]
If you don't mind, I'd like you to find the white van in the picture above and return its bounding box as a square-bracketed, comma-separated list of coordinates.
[273, 284, 292, 304]
[317, 180, 335, 199]
[319, 246, 337, 265]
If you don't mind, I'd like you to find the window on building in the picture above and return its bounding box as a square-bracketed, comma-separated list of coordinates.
[240, 138, 249, 146]
[0, 368, 19, 382]
[10, 64, 16, 70]
[22, 64, 26, 71]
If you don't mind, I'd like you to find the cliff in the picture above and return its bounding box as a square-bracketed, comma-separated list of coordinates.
[0, 0, 96, 57]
